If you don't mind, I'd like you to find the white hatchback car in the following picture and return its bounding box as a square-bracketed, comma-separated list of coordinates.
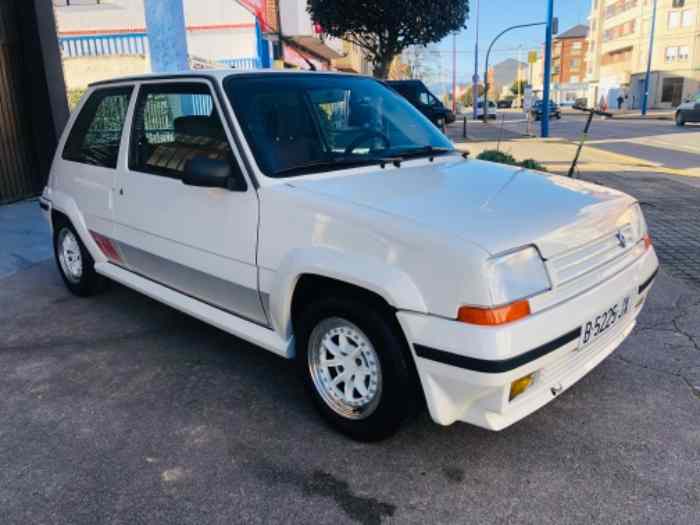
[41, 70, 658, 441]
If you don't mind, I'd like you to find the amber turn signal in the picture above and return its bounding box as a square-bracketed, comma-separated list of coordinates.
[509, 373, 535, 401]
[457, 300, 531, 326]
[643, 233, 652, 250]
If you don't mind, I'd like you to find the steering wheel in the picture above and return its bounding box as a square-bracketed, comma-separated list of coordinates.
[344, 130, 390, 155]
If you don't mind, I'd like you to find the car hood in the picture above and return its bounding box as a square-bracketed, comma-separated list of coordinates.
[288, 157, 635, 258]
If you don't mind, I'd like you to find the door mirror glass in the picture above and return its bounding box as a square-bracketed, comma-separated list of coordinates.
[182, 156, 244, 191]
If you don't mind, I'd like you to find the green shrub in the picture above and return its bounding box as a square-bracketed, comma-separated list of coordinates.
[476, 149, 547, 171]
[518, 158, 547, 171]
[476, 150, 517, 165]
[67, 89, 86, 111]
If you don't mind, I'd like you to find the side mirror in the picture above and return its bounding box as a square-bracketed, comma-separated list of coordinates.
[182, 156, 246, 191]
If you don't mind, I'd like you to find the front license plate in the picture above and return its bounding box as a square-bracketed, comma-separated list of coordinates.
[579, 296, 631, 348]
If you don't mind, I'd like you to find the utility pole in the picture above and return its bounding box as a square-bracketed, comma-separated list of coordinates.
[541, 0, 554, 137]
[641, 0, 658, 115]
[472, 0, 480, 120]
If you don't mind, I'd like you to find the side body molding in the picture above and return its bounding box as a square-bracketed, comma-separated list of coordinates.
[266, 247, 429, 342]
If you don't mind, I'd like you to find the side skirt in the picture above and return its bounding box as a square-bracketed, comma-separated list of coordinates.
[95, 262, 293, 358]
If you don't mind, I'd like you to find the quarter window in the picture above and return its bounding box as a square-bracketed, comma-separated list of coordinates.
[63, 87, 133, 168]
[130, 83, 233, 178]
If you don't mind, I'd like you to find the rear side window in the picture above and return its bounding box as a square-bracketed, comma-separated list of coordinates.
[129, 82, 233, 179]
[63, 87, 133, 168]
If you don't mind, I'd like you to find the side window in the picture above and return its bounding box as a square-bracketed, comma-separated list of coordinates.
[419, 90, 432, 106]
[63, 87, 133, 168]
[130, 82, 232, 178]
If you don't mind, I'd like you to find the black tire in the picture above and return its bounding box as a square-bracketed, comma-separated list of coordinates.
[53, 218, 107, 297]
[675, 111, 685, 127]
[295, 295, 419, 441]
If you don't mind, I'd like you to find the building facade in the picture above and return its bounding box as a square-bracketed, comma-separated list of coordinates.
[55, 0, 264, 91]
[55, 0, 372, 92]
[529, 25, 590, 105]
[552, 24, 590, 104]
[586, 0, 700, 109]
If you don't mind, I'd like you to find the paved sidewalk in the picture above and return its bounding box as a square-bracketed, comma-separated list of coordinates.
[0, 199, 52, 279]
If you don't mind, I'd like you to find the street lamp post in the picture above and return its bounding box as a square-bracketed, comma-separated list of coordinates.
[641, 0, 658, 116]
[483, 22, 546, 120]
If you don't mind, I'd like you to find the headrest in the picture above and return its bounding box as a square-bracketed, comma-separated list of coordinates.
[173, 116, 225, 141]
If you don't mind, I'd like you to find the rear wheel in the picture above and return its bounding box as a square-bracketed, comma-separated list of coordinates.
[53, 220, 106, 296]
[295, 295, 418, 441]
[675, 111, 685, 127]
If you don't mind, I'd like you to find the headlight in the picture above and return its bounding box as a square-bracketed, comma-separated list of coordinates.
[486, 246, 551, 305]
[619, 203, 648, 244]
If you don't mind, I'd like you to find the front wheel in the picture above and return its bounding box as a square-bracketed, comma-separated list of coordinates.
[675, 111, 685, 127]
[295, 296, 419, 441]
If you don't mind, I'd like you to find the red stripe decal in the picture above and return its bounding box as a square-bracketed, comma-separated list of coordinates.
[89, 231, 123, 264]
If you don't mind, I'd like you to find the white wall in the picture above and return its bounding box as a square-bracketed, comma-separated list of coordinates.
[279, 0, 313, 36]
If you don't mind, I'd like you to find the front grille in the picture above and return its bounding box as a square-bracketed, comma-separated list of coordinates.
[547, 225, 635, 286]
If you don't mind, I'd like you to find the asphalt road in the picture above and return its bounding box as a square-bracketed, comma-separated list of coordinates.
[464, 111, 700, 171]
[1, 234, 699, 523]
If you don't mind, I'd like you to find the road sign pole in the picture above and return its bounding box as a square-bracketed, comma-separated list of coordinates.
[541, 0, 554, 137]
[641, 0, 658, 116]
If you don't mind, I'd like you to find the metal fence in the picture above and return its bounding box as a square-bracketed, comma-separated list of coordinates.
[217, 57, 261, 70]
[59, 33, 149, 58]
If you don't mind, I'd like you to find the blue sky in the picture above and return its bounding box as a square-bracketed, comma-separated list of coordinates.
[432, 0, 592, 86]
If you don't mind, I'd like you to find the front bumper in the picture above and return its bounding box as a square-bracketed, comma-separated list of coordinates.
[397, 247, 659, 431]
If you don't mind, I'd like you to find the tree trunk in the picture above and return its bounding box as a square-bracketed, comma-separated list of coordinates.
[373, 55, 393, 79]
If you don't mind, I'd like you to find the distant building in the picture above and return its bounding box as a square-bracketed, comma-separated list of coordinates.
[552, 24, 589, 104]
[586, 0, 700, 109]
[529, 24, 589, 105]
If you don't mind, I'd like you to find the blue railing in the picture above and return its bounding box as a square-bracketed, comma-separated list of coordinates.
[59, 33, 262, 73]
[217, 57, 261, 70]
[59, 33, 149, 57]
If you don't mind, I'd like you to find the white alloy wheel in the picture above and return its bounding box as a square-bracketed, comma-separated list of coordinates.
[57, 228, 83, 284]
[307, 317, 382, 420]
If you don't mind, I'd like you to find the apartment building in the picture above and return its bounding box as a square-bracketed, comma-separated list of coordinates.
[528, 25, 590, 104]
[586, 0, 700, 109]
[551, 24, 589, 104]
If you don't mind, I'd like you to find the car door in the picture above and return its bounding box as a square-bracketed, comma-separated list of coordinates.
[111, 79, 267, 326]
[59, 86, 134, 242]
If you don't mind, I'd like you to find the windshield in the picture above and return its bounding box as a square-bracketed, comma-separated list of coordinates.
[224, 74, 453, 178]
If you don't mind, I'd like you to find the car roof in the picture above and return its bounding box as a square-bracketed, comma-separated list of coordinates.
[88, 68, 368, 87]
[385, 80, 422, 84]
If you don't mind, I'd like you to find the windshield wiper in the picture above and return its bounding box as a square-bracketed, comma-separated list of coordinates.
[389, 145, 455, 161]
[273, 157, 396, 177]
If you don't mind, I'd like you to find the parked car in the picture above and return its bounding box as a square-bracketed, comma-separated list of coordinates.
[475, 100, 497, 119]
[674, 92, 700, 126]
[497, 99, 513, 109]
[385, 79, 456, 127]
[531, 99, 562, 120]
[41, 70, 658, 441]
